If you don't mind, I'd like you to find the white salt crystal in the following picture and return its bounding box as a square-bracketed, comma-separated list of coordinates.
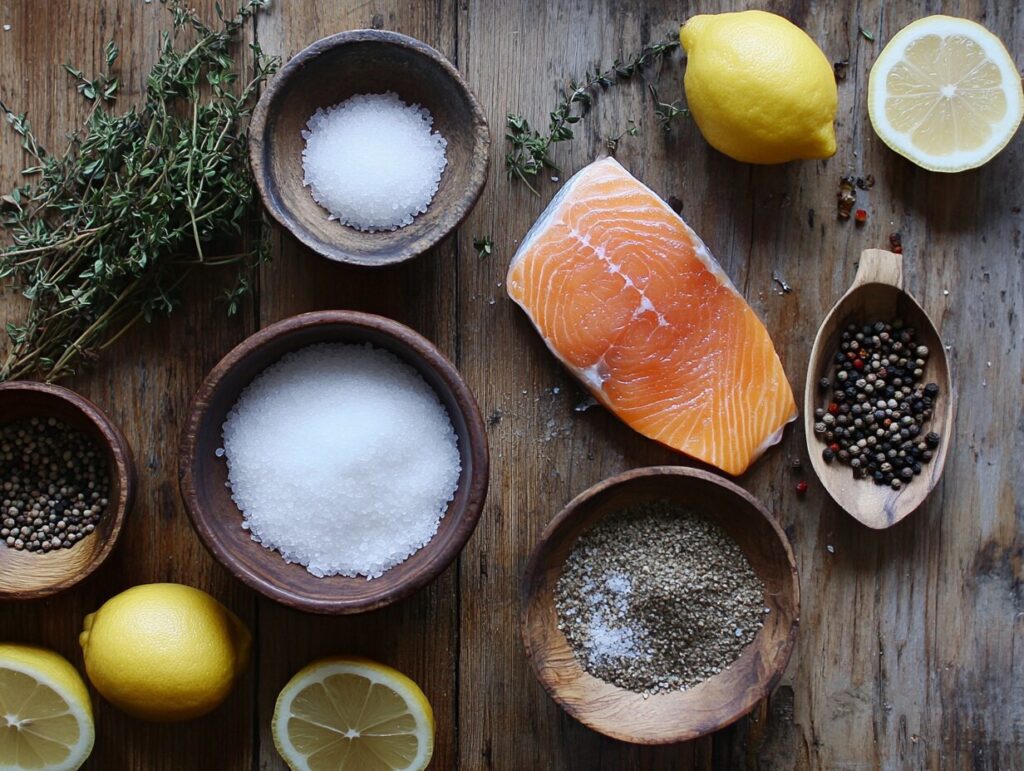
[301, 92, 447, 232]
[221, 343, 461, 579]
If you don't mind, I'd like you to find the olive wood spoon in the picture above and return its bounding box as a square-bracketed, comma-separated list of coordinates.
[804, 249, 954, 529]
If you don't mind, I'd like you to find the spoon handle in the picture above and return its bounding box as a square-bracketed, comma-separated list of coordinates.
[851, 249, 903, 290]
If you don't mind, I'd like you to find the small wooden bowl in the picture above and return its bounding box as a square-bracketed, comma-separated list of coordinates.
[0, 382, 135, 600]
[178, 311, 489, 614]
[249, 29, 490, 266]
[804, 249, 954, 529]
[521, 466, 799, 744]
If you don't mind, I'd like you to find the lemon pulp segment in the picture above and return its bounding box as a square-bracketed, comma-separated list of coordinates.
[273, 658, 433, 771]
[869, 15, 1023, 171]
[0, 646, 94, 771]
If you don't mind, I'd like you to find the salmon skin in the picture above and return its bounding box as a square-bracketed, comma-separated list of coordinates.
[506, 157, 796, 475]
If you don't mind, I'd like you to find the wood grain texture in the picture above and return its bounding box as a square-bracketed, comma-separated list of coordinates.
[249, 28, 490, 265]
[521, 467, 799, 745]
[0, 2, 259, 768]
[803, 249, 953, 530]
[0, 382, 135, 600]
[0, 0, 1020, 768]
[179, 310, 489, 614]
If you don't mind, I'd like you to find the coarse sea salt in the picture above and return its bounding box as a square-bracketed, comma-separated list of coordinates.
[301, 91, 447, 232]
[220, 343, 460, 579]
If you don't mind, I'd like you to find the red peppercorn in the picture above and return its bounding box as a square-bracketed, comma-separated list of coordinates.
[829, 443, 840, 453]
[854, 209, 868, 224]
[796, 480, 809, 494]
[853, 358, 865, 370]
[828, 402, 838, 414]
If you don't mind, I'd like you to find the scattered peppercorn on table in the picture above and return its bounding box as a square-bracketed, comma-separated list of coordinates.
[0, 1, 1021, 769]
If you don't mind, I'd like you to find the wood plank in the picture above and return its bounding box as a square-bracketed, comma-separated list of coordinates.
[0, 0, 1020, 768]
[458, 0, 1024, 769]
[0, 2, 258, 768]
[252, 3, 461, 769]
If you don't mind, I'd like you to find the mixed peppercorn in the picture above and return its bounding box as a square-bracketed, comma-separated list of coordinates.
[815, 319, 941, 490]
[0, 417, 110, 552]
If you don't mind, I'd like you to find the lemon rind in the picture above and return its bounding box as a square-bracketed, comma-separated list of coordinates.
[868, 15, 1024, 172]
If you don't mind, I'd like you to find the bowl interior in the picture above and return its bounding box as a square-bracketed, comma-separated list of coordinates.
[253, 31, 489, 265]
[521, 467, 799, 744]
[182, 315, 487, 613]
[803, 282, 953, 528]
[0, 385, 131, 599]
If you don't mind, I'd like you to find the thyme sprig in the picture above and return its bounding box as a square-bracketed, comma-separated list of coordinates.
[505, 34, 680, 194]
[648, 84, 688, 132]
[0, 0, 278, 382]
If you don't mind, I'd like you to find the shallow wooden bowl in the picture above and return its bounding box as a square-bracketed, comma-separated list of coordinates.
[249, 29, 490, 266]
[804, 249, 954, 529]
[521, 466, 799, 744]
[178, 311, 489, 614]
[0, 382, 135, 600]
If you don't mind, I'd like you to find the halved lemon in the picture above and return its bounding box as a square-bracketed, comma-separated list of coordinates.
[868, 15, 1023, 172]
[272, 656, 434, 771]
[0, 644, 94, 771]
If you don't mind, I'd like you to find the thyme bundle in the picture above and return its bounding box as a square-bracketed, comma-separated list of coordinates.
[0, 0, 278, 382]
[505, 35, 683, 194]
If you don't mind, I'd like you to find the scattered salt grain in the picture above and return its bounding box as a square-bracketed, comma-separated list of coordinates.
[2, 24, 10, 31]
[301, 92, 447, 232]
[221, 343, 460, 579]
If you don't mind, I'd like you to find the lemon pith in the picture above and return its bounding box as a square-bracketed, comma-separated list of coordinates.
[273, 656, 434, 771]
[679, 10, 838, 164]
[868, 15, 1023, 172]
[79, 583, 251, 722]
[0, 644, 94, 771]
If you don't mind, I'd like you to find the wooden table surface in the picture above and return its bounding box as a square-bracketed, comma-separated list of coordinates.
[1, 1, 1021, 769]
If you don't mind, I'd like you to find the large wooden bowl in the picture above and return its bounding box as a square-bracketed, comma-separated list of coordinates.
[178, 311, 489, 614]
[249, 29, 490, 266]
[521, 466, 799, 744]
[0, 382, 135, 600]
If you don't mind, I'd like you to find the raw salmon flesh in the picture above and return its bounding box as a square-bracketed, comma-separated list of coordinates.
[506, 157, 797, 475]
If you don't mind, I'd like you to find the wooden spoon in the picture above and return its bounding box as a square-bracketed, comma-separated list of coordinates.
[804, 249, 954, 529]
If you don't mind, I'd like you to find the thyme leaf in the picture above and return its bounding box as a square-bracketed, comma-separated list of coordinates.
[0, 0, 278, 382]
[506, 33, 680, 194]
[473, 236, 493, 259]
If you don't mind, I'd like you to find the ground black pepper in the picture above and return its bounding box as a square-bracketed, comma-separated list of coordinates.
[0, 417, 110, 552]
[554, 501, 765, 697]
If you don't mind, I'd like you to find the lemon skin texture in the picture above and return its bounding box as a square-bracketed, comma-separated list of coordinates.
[79, 583, 251, 722]
[680, 11, 838, 164]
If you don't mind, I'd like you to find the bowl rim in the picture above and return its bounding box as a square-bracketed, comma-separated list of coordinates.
[0, 380, 136, 600]
[177, 310, 490, 613]
[520, 465, 800, 744]
[248, 28, 491, 267]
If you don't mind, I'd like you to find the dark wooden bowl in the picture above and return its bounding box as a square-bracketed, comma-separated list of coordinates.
[521, 466, 800, 744]
[178, 311, 489, 614]
[249, 29, 490, 266]
[0, 382, 135, 600]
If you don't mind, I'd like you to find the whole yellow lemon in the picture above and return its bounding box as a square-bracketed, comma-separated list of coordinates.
[79, 583, 250, 722]
[679, 10, 838, 164]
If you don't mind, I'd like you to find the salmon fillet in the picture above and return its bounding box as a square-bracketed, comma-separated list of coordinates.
[506, 157, 796, 475]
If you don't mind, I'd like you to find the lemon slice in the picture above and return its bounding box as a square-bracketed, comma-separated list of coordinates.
[0, 644, 94, 771]
[868, 15, 1023, 172]
[272, 657, 434, 771]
